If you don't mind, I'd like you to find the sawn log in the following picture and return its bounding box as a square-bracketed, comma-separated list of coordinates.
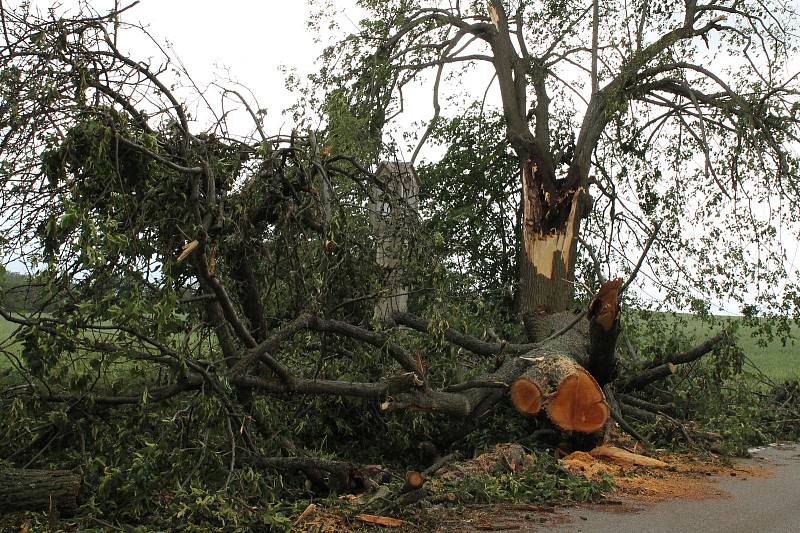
[0, 468, 81, 515]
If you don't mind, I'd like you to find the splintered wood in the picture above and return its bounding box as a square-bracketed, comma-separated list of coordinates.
[523, 192, 581, 280]
[355, 514, 404, 527]
[588, 278, 622, 332]
[511, 355, 609, 433]
[589, 446, 668, 468]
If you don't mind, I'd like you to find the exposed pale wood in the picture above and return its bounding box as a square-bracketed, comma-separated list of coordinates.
[523, 188, 582, 281]
[519, 184, 584, 313]
[293, 503, 317, 526]
[356, 514, 405, 527]
[401, 470, 425, 493]
[547, 370, 609, 433]
[588, 278, 622, 332]
[589, 445, 668, 467]
[509, 378, 542, 415]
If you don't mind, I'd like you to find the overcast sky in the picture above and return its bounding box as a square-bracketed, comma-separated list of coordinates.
[113, 0, 362, 134]
[13, 1, 371, 132]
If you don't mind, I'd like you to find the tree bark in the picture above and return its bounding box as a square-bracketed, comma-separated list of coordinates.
[0, 469, 81, 516]
[372, 162, 418, 320]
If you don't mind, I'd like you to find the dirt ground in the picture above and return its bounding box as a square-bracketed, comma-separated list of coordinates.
[294, 443, 794, 533]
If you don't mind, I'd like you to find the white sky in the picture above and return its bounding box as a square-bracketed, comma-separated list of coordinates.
[116, 0, 357, 134]
[14, 0, 372, 132]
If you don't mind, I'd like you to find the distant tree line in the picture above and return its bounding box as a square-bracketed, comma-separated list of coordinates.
[0, 270, 55, 313]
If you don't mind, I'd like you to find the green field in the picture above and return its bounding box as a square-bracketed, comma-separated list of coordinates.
[0, 315, 21, 369]
[676, 314, 800, 381]
[1, 314, 798, 380]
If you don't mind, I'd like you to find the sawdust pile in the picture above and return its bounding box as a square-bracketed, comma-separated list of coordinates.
[560, 446, 771, 503]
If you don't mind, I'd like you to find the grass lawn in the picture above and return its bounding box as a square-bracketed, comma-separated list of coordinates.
[677, 314, 800, 381]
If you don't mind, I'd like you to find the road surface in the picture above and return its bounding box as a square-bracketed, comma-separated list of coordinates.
[553, 444, 800, 533]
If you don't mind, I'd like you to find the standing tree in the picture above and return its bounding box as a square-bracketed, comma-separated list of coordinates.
[313, 0, 800, 317]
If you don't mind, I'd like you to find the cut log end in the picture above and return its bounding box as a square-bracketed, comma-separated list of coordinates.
[547, 369, 609, 433]
[402, 470, 425, 492]
[510, 378, 543, 416]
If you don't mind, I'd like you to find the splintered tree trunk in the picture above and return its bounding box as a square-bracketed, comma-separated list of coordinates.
[518, 168, 584, 314]
[0, 469, 81, 515]
[383, 281, 621, 438]
[510, 279, 622, 433]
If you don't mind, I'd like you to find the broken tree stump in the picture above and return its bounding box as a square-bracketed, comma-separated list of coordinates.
[511, 354, 609, 433]
[586, 278, 622, 385]
[0, 468, 81, 515]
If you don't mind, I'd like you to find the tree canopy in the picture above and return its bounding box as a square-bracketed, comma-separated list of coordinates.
[311, 0, 800, 320]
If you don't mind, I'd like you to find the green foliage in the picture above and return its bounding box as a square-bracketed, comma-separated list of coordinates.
[2, 2, 800, 529]
[437, 452, 613, 505]
[0, 271, 57, 312]
[418, 104, 520, 312]
[320, 88, 383, 162]
[620, 311, 800, 455]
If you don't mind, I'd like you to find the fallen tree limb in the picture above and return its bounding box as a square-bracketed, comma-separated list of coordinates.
[603, 383, 650, 446]
[310, 316, 419, 372]
[253, 456, 379, 494]
[619, 402, 658, 422]
[0, 469, 81, 516]
[442, 380, 508, 393]
[619, 363, 677, 392]
[382, 298, 614, 435]
[644, 331, 727, 368]
[619, 332, 727, 392]
[618, 393, 674, 414]
[390, 311, 535, 356]
[589, 446, 667, 467]
[423, 452, 458, 477]
[512, 355, 609, 433]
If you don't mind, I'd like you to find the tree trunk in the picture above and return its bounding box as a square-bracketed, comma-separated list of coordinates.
[384, 279, 623, 439]
[372, 162, 419, 320]
[0, 469, 81, 516]
[518, 158, 584, 314]
[510, 354, 608, 433]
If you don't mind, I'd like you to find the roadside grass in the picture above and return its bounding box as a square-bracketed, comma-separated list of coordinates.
[0, 314, 176, 384]
[0, 315, 22, 370]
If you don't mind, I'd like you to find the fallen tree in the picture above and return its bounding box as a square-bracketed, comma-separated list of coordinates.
[0, 3, 795, 528]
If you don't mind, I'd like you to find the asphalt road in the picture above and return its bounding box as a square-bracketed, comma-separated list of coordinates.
[553, 444, 800, 533]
